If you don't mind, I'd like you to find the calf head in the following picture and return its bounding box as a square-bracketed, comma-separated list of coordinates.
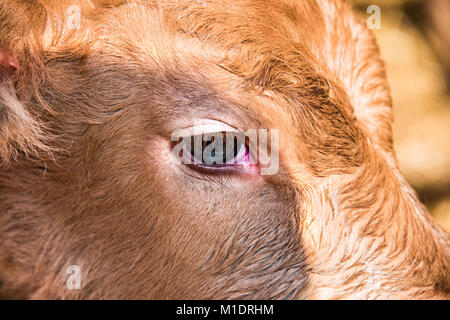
[0, 0, 449, 299]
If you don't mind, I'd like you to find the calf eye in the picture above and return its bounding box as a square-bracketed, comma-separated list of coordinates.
[187, 132, 248, 166]
[171, 121, 259, 176]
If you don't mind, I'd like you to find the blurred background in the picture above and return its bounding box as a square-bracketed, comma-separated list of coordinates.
[351, 0, 450, 232]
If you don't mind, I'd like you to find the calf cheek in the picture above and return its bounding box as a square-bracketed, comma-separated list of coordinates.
[150, 169, 309, 298]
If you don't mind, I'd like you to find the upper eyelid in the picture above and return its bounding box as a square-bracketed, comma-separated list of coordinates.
[171, 119, 240, 139]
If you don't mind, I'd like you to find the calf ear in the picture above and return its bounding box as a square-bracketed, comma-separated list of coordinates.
[0, 49, 18, 80]
[292, 0, 394, 155]
[0, 4, 49, 165]
[321, 1, 394, 155]
[0, 49, 47, 164]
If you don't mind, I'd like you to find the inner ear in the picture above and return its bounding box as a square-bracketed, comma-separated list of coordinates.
[0, 49, 18, 80]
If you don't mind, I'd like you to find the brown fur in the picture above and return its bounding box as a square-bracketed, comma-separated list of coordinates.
[0, 0, 448, 299]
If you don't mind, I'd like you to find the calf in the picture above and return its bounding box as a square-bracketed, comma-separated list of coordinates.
[0, 0, 449, 299]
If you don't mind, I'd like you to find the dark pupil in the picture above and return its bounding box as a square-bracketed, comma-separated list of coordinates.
[189, 134, 242, 164]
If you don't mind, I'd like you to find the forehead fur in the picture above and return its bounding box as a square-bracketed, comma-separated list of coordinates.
[86, 0, 374, 174]
[19, 0, 391, 175]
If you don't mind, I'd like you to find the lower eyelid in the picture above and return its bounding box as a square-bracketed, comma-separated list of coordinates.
[185, 163, 249, 176]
